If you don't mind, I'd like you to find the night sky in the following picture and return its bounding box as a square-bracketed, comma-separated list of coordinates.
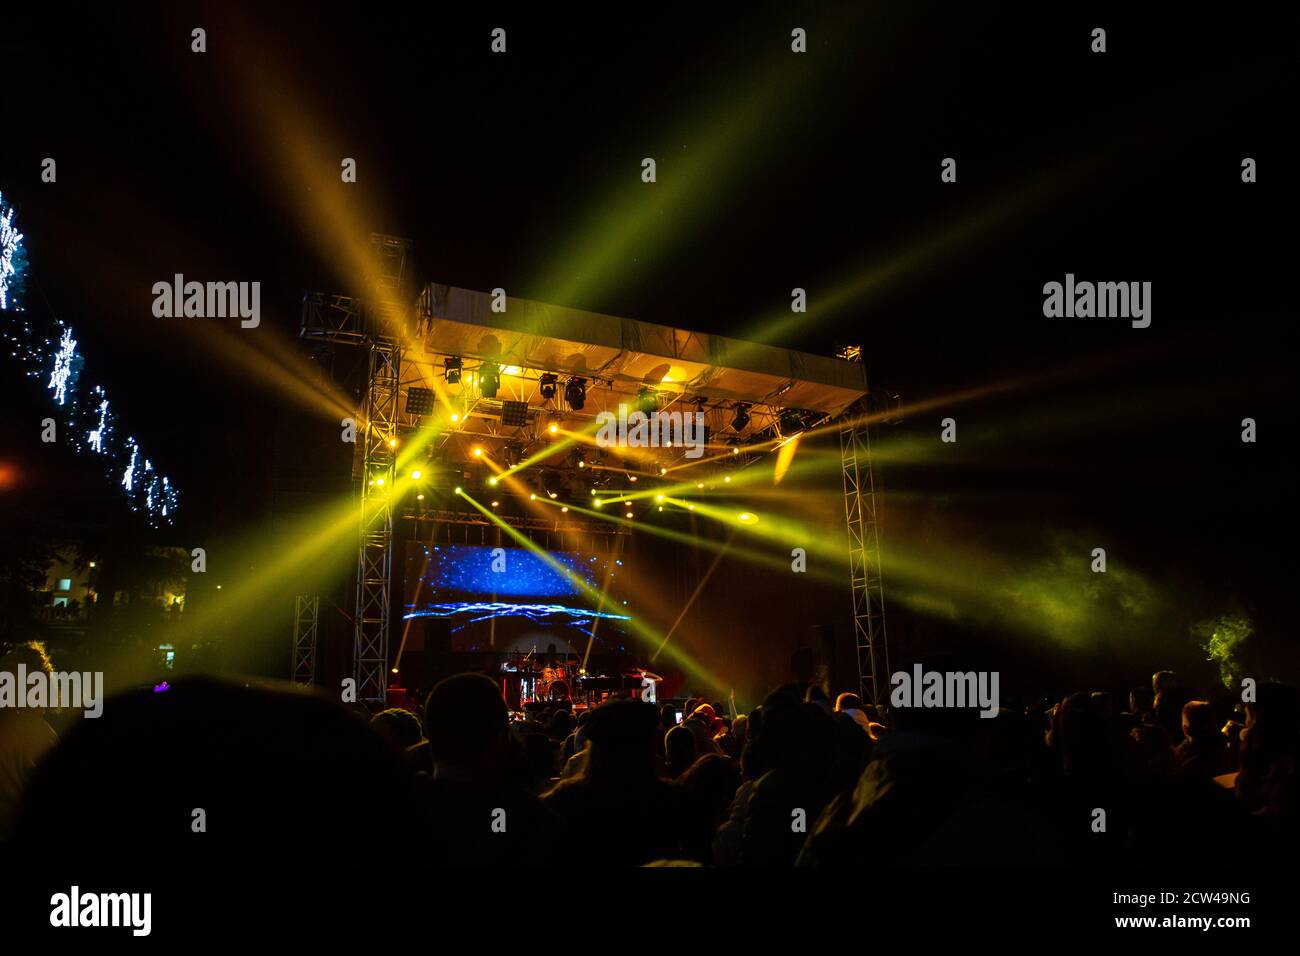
[2, 4, 1295, 693]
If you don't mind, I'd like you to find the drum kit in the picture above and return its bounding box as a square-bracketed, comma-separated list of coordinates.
[537, 664, 570, 703]
[504, 654, 573, 706]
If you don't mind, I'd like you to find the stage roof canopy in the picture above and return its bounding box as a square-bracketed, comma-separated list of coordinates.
[413, 284, 867, 418]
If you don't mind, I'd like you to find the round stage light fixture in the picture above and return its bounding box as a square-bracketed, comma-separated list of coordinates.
[491, 500, 500, 508]
[688, 504, 695, 511]
[549, 422, 559, 435]
[738, 512, 757, 524]
[539, 373, 558, 400]
[411, 470, 422, 480]
[472, 447, 483, 457]
[530, 493, 537, 500]
[724, 475, 731, 483]
[417, 494, 425, 501]
[488, 476, 498, 486]
[656, 494, 665, 502]
[561, 506, 569, 513]
[388, 438, 398, 448]
[454, 486, 463, 494]
[731, 403, 751, 432]
[565, 377, 587, 411]
[444, 356, 462, 384]
[450, 412, 460, 423]
[635, 386, 658, 416]
[479, 362, 501, 398]
[625, 510, 634, 519]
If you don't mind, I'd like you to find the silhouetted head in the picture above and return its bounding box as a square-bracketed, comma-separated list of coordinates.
[1152, 670, 1180, 695]
[665, 724, 697, 774]
[835, 692, 864, 713]
[1181, 700, 1217, 742]
[424, 672, 510, 773]
[370, 707, 424, 751]
[13, 677, 417, 867]
[584, 698, 661, 779]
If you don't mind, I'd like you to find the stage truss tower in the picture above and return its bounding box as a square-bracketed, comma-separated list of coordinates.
[838, 401, 890, 708]
[300, 234, 411, 704]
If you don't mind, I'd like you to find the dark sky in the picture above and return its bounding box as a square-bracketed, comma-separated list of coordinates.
[2, 4, 1295, 689]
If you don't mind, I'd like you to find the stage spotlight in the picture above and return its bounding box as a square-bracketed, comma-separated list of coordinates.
[388, 438, 398, 449]
[659, 467, 667, 475]
[472, 447, 483, 457]
[417, 494, 425, 501]
[724, 475, 731, 483]
[696, 482, 704, 489]
[577, 459, 586, 469]
[625, 510, 634, 519]
[500, 399, 528, 427]
[530, 493, 537, 500]
[658, 506, 663, 512]
[688, 504, 695, 511]
[656, 494, 665, 502]
[539, 372, 558, 400]
[629, 475, 638, 482]
[636, 386, 658, 415]
[565, 377, 587, 410]
[411, 470, 422, 480]
[548, 422, 559, 435]
[502, 440, 524, 467]
[488, 476, 498, 486]
[491, 500, 500, 508]
[738, 512, 757, 524]
[731, 403, 751, 432]
[732, 447, 739, 455]
[594, 499, 603, 507]
[480, 362, 501, 398]
[405, 386, 436, 416]
[561, 506, 569, 513]
[780, 408, 805, 433]
[454, 486, 463, 494]
[445, 356, 462, 384]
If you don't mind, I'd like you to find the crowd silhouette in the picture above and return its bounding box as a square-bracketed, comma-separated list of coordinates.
[2, 639, 1297, 868]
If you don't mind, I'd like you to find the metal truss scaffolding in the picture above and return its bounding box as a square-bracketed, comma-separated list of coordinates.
[839, 411, 890, 708]
[291, 595, 319, 685]
[300, 233, 410, 705]
[354, 336, 400, 703]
